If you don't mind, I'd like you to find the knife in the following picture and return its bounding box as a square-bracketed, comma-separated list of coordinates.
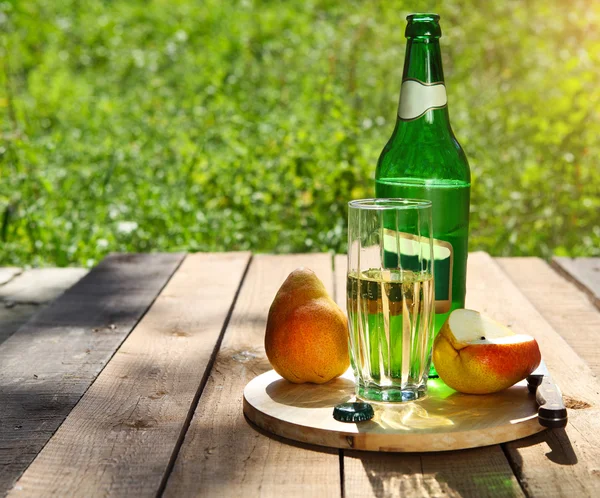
[526, 360, 568, 429]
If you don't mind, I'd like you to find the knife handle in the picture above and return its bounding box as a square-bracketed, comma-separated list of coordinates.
[536, 377, 568, 429]
[527, 373, 543, 393]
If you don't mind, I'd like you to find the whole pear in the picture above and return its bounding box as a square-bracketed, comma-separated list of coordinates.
[265, 268, 350, 384]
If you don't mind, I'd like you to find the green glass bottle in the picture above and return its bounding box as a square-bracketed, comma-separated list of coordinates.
[375, 13, 471, 366]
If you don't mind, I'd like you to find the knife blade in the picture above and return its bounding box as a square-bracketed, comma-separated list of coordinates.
[526, 360, 568, 429]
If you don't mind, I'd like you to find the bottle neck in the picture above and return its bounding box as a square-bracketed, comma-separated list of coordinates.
[402, 38, 444, 82]
[396, 38, 452, 133]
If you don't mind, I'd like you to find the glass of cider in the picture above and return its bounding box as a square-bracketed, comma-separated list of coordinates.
[347, 198, 435, 402]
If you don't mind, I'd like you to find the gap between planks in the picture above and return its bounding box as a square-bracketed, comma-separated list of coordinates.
[498, 257, 600, 378]
[7, 252, 250, 498]
[551, 257, 600, 311]
[333, 254, 525, 498]
[471, 253, 600, 497]
[0, 253, 185, 497]
[0, 268, 22, 287]
[0, 268, 89, 304]
[335, 253, 600, 497]
[155, 253, 253, 497]
[0, 268, 89, 345]
[162, 254, 342, 498]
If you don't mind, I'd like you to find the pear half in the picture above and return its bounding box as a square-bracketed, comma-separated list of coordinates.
[433, 309, 541, 394]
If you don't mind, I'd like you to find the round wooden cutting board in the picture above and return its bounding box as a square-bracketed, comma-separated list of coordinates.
[243, 369, 545, 452]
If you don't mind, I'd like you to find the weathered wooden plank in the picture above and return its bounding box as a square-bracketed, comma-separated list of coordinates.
[468, 253, 598, 404]
[0, 304, 40, 346]
[0, 268, 21, 286]
[0, 268, 88, 304]
[344, 448, 526, 498]
[8, 252, 250, 497]
[334, 254, 525, 498]
[552, 257, 600, 310]
[0, 253, 184, 496]
[163, 254, 341, 498]
[0, 268, 88, 346]
[468, 252, 600, 497]
[498, 257, 600, 376]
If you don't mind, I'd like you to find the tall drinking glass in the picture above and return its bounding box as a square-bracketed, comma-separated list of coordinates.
[347, 199, 435, 402]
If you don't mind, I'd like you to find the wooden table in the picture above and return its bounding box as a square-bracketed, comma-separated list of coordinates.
[1, 252, 599, 497]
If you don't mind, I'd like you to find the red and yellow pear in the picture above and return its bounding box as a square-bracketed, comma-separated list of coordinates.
[433, 309, 541, 394]
[265, 268, 350, 384]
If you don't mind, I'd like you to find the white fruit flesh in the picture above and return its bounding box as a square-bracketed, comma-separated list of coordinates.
[448, 309, 514, 344]
[468, 334, 536, 345]
[433, 308, 542, 394]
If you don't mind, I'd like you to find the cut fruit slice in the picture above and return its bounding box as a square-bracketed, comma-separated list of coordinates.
[432, 309, 541, 394]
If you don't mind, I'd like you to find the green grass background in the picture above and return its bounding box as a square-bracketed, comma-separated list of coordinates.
[1, 0, 599, 267]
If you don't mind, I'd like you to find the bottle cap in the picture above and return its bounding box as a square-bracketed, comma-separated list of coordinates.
[333, 402, 374, 423]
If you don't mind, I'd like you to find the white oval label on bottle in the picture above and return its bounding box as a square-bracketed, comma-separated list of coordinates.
[398, 79, 447, 121]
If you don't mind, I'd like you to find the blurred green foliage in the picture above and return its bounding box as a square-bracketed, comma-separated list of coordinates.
[1, 0, 599, 267]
